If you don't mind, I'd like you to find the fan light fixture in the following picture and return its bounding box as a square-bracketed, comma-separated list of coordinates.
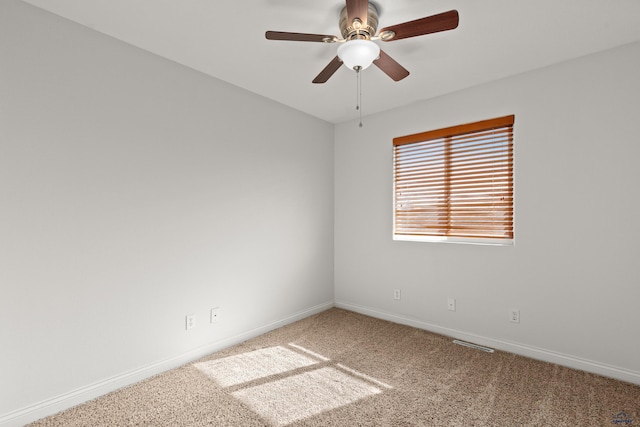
[337, 39, 380, 70]
[265, 1, 460, 127]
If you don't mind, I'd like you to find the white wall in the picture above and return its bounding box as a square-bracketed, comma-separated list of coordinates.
[0, 1, 334, 423]
[335, 41, 640, 384]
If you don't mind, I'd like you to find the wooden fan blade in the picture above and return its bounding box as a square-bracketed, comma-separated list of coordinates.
[346, 0, 369, 26]
[373, 50, 410, 82]
[313, 56, 343, 84]
[265, 31, 338, 43]
[379, 10, 459, 42]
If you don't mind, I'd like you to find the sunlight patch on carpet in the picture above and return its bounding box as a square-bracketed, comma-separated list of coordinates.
[194, 346, 318, 387]
[232, 366, 382, 426]
[194, 343, 391, 425]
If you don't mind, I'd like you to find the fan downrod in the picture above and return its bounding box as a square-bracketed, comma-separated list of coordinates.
[339, 3, 379, 40]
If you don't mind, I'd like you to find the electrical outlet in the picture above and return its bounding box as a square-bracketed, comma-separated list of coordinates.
[393, 289, 401, 300]
[447, 298, 456, 311]
[185, 314, 196, 330]
[509, 309, 520, 323]
[210, 307, 220, 323]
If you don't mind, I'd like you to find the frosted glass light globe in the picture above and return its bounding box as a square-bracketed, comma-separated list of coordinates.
[337, 39, 380, 70]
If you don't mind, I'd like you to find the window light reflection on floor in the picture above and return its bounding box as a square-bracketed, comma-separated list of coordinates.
[233, 366, 381, 426]
[194, 343, 392, 426]
[193, 346, 318, 387]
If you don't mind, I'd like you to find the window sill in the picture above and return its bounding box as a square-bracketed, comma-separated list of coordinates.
[393, 234, 514, 247]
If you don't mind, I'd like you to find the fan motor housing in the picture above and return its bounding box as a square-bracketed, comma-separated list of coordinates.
[339, 3, 379, 40]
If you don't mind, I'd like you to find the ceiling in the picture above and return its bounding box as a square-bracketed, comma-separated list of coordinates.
[20, 0, 640, 124]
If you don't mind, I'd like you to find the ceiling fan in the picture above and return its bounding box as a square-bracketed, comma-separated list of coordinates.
[265, 0, 459, 84]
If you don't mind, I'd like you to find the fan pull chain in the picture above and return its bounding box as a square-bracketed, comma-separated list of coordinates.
[355, 66, 363, 128]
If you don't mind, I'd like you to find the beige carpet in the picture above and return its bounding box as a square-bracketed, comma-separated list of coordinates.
[30, 308, 640, 426]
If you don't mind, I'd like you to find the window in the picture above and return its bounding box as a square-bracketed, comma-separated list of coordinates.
[393, 115, 514, 245]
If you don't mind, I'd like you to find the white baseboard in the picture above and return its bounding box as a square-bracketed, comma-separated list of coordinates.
[0, 301, 334, 427]
[335, 301, 640, 386]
